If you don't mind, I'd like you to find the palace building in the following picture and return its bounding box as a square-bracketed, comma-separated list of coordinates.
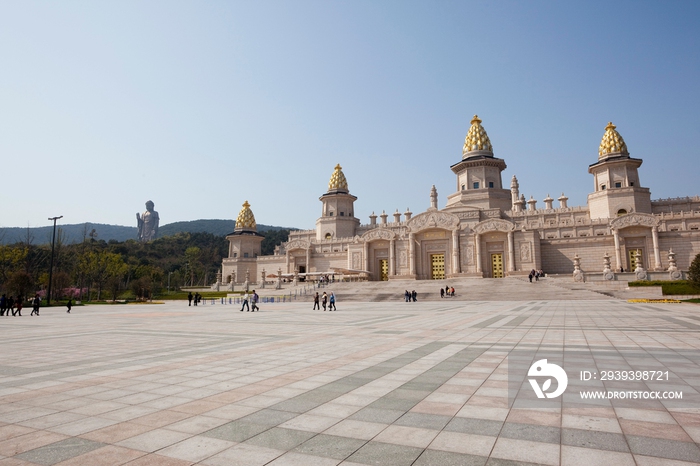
[219, 117, 700, 285]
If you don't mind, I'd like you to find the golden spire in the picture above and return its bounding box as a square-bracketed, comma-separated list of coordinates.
[598, 121, 628, 158]
[235, 200, 257, 230]
[328, 163, 349, 191]
[462, 115, 493, 157]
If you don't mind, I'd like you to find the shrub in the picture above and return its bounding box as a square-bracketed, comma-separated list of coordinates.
[689, 253, 700, 288]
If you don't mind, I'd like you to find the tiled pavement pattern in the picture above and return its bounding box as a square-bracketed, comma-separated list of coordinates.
[1, 288, 700, 465]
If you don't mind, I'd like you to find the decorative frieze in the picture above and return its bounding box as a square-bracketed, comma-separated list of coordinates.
[473, 219, 515, 234]
[286, 239, 311, 251]
[361, 229, 396, 241]
[610, 213, 658, 230]
[407, 211, 460, 233]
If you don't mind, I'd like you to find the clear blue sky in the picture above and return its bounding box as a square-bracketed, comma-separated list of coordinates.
[1, 1, 699, 230]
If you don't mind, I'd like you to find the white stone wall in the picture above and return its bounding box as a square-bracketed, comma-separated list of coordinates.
[540, 238, 613, 275]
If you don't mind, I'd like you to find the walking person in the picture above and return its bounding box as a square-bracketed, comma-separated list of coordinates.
[31, 295, 40, 316]
[188, 292, 193, 306]
[66, 299, 72, 314]
[405, 290, 410, 302]
[251, 290, 259, 312]
[313, 292, 320, 310]
[7, 296, 15, 317]
[14, 297, 23, 316]
[329, 292, 336, 311]
[440, 288, 445, 298]
[322, 292, 328, 311]
[411, 290, 417, 302]
[0, 294, 6, 316]
[240, 291, 250, 311]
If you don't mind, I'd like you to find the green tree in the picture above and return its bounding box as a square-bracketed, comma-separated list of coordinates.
[81, 251, 127, 300]
[689, 253, 700, 288]
[7, 270, 34, 301]
[184, 246, 202, 286]
[131, 264, 163, 300]
[0, 245, 27, 284]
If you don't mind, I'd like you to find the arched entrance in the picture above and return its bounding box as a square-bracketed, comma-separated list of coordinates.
[406, 211, 461, 280]
[472, 219, 516, 278]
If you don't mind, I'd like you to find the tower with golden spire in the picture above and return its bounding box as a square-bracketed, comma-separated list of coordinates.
[316, 164, 359, 241]
[445, 115, 512, 211]
[587, 122, 651, 219]
[222, 200, 265, 285]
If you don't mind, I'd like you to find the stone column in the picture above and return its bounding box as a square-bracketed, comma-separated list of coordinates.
[613, 229, 622, 271]
[475, 233, 482, 274]
[408, 234, 415, 275]
[261, 269, 266, 289]
[452, 229, 460, 274]
[389, 239, 395, 276]
[364, 241, 369, 274]
[652, 226, 662, 271]
[507, 231, 515, 272]
[306, 247, 311, 274]
[285, 250, 290, 274]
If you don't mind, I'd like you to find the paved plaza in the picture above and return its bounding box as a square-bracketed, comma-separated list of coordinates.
[1, 280, 700, 465]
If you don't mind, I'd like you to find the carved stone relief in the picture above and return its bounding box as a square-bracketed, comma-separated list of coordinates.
[352, 252, 361, 269]
[473, 219, 515, 234]
[362, 229, 396, 241]
[399, 250, 408, 267]
[610, 213, 658, 230]
[464, 245, 474, 265]
[520, 243, 532, 262]
[407, 211, 460, 233]
[286, 239, 311, 251]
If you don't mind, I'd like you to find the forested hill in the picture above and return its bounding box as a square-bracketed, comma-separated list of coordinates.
[0, 220, 296, 245]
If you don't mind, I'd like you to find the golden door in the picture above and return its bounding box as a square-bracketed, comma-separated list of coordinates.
[431, 254, 445, 280]
[628, 249, 642, 271]
[379, 259, 389, 281]
[491, 253, 504, 278]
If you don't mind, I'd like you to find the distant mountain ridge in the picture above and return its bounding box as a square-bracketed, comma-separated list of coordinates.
[0, 220, 296, 245]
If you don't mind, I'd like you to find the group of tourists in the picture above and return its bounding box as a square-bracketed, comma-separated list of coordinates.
[187, 292, 203, 306]
[313, 291, 336, 311]
[528, 269, 545, 282]
[0, 294, 46, 316]
[440, 286, 455, 298]
[240, 290, 260, 311]
[404, 290, 417, 302]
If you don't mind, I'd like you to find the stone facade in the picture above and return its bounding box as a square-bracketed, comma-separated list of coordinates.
[218, 118, 700, 285]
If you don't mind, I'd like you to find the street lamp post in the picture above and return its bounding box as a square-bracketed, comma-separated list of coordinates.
[47, 216, 63, 306]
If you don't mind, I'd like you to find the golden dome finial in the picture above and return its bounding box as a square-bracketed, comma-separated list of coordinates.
[463, 114, 493, 157]
[599, 121, 628, 158]
[235, 200, 257, 230]
[328, 163, 349, 192]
